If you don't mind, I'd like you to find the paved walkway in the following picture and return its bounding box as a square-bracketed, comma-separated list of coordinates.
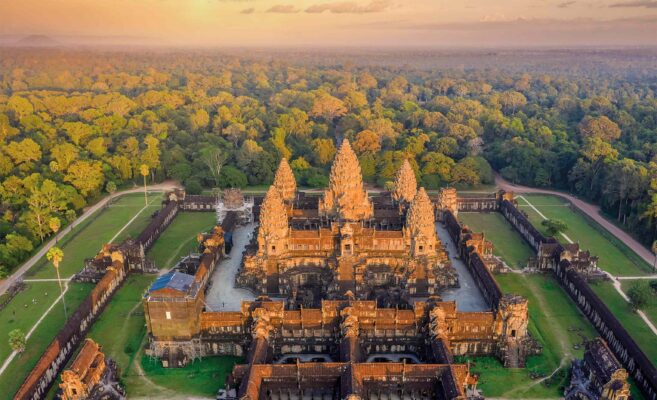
[0, 181, 180, 297]
[205, 223, 257, 311]
[496, 174, 656, 269]
[436, 223, 489, 312]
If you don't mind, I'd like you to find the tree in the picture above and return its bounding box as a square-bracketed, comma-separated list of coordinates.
[8, 329, 26, 353]
[499, 90, 527, 114]
[6, 138, 41, 166]
[652, 240, 657, 273]
[541, 219, 568, 237]
[627, 283, 650, 311]
[352, 130, 381, 154]
[50, 143, 79, 170]
[64, 161, 104, 196]
[49, 217, 61, 243]
[199, 147, 226, 187]
[46, 246, 67, 319]
[106, 181, 117, 198]
[579, 116, 622, 142]
[140, 164, 149, 205]
[309, 92, 347, 123]
[219, 166, 248, 188]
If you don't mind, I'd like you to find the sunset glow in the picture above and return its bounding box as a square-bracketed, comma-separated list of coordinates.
[1, 0, 657, 47]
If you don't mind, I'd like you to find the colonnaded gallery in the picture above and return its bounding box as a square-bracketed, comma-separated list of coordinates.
[141, 139, 546, 400]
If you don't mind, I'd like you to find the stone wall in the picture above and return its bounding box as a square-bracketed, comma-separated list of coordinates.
[556, 260, 657, 400]
[14, 259, 128, 400]
[498, 197, 657, 399]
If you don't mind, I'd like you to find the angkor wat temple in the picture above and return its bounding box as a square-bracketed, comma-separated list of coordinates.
[142, 140, 538, 400]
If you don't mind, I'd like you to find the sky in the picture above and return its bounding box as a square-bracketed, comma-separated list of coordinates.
[1, 0, 657, 47]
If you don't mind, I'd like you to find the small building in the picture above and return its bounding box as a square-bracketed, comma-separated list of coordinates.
[59, 339, 106, 400]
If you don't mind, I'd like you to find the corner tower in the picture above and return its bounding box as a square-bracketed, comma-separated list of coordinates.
[319, 139, 373, 221]
[404, 187, 439, 256]
[257, 186, 289, 257]
[272, 158, 296, 203]
[392, 159, 417, 205]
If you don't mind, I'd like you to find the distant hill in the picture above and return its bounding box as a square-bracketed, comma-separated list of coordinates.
[16, 35, 60, 47]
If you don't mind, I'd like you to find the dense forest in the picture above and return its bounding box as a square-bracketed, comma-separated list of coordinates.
[1, 48, 656, 276]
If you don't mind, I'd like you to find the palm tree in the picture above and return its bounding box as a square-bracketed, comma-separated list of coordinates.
[49, 217, 61, 244]
[46, 247, 67, 319]
[652, 240, 657, 273]
[140, 164, 149, 206]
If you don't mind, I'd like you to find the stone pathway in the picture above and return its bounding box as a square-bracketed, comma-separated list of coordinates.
[436, 223, 489, 312]
[205, 223, 257, 311]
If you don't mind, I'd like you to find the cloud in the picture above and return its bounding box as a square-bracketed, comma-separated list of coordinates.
[609, 0, 657, 7]
[266, 4, 300, 13]
[305, 0, 392, 14]
[557, 1, 576, 8]
[241, 7, 255, 14]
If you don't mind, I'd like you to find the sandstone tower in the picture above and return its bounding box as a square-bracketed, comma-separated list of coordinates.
[272, 158, 296, 203]
[437, 187, 459, 220]
[392, 159, 417, 205]
[495, 294, 531, 367]
[257, 186, 288, 257]
[319, 139, 373, 221]
[405, 187, 439, 256]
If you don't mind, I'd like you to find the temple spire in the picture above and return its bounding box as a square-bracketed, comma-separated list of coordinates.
[405, 187, 438, 256]
[272, 158, 296, 202]
[319, 139, 373, 221]
[392, 159, 417, 205]
[257, 186, 288, 256]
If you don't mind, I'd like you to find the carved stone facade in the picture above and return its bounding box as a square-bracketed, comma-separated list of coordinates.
[565, 338, 631, 400]
[238, 141, 457, 306]
[59, 339, 124, 400]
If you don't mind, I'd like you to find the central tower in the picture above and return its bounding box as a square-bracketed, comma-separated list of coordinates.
[319, 139, 373, 221]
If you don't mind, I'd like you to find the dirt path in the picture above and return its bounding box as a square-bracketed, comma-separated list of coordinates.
[0, 181, 181, 297]
[496, 174, 655, 269]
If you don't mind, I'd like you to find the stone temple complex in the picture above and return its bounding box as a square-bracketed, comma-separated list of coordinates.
[140, 139, 541, 399]
[237, 141, 457, 307]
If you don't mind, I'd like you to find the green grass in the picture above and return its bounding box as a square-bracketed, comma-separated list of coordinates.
[620, 280, 657, 328]
[0, 282, 94, 400]
[454, 212, 597, 398]
[458, 212, 534, 269]
[516, 194, 651, 277]
[27, 193, 162, 279]
[589, 281, 657, 364]
[147, 212, 215, 270]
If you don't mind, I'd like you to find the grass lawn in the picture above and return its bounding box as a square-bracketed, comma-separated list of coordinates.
[147, 212, 216, 270]
[455, 212, 597, 398]
[516, 194, 651, 277]
[0, 282, 94, 400]
[458, 212, 534, 269]
[589, 280, 657, 364]
[620, 280, 657, 329]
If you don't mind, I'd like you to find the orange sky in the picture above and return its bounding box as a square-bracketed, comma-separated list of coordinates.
[1, 0, 657, 47]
